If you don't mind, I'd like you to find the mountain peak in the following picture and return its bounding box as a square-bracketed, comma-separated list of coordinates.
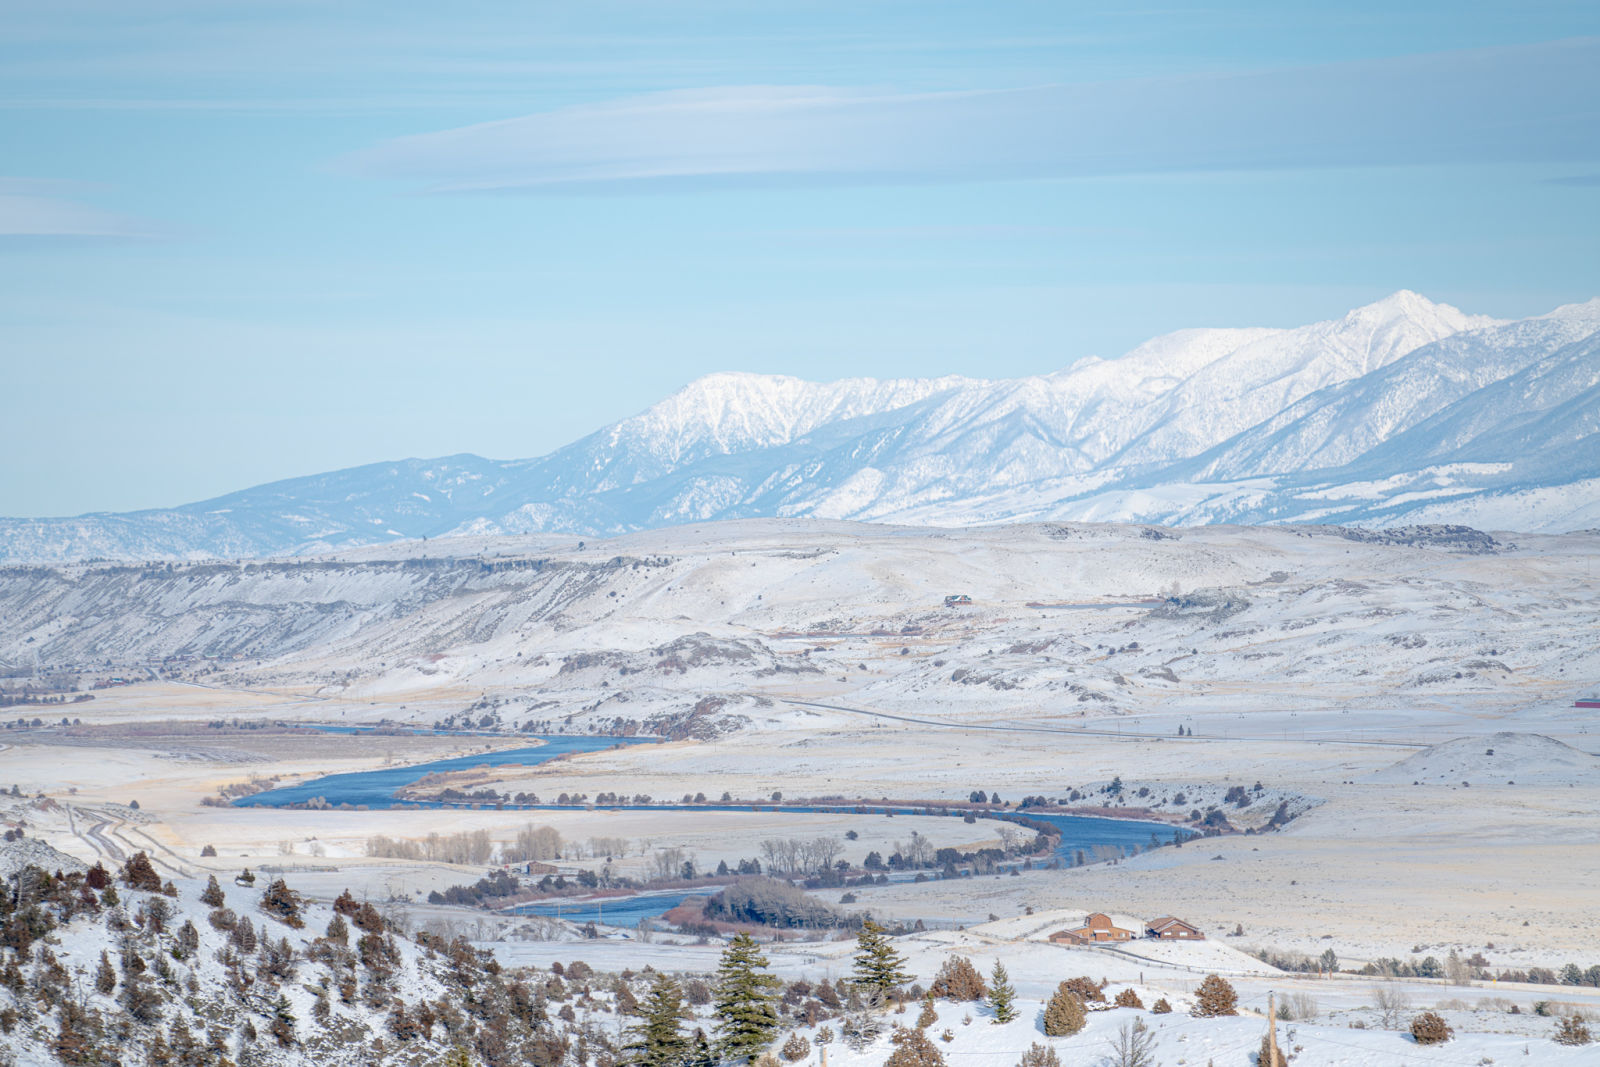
[1338, 289, 1491, 333]
[1538, 296, 1600, 323]
[7, 290, 1600, 562]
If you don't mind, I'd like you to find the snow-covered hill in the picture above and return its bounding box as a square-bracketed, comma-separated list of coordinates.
[4, 292, 1598, 563]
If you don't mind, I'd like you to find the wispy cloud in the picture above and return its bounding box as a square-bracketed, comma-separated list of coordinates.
[0, 179, 164, 239]
[341, 39, 1600, 193]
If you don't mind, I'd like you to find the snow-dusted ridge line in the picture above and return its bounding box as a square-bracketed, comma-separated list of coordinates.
[2, 291, 1598, 563]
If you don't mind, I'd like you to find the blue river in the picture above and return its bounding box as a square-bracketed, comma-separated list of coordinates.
[231, 733, 654, 808]
[233, 730, 1184, 924]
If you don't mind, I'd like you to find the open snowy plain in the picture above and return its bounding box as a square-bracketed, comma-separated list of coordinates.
[2, 518, 1598, 1063]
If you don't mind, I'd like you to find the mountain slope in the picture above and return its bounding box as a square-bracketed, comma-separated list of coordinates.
[3, 291, 1597, 563]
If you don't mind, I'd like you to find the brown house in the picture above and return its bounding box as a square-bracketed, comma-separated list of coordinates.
[1048, 912, 1135, 944]
[1145, 916, 1205, 940]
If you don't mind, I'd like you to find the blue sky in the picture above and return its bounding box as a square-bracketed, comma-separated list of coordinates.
[3, 1, 1599, 516]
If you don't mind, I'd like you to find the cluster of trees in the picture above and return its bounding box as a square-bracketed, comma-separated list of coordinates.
[0, 854, 602, 1065]
[366, 829, 494, 865]
[501, 824, 564, 862]
[593, 792, 653, 805]
[0, 693, 91, 708]
[759, 837, 845, 875]
[1497, 962, 1600, 987]
[626, 919, 914, 1067]
[428, 870, 522, 907]
[702, 878, 859, 930]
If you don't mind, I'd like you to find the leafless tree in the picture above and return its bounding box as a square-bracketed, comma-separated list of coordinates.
[1372, 986, 1411, 1029]
[652, 847, 687, 880]
[1106, 1017, 1157, 1067]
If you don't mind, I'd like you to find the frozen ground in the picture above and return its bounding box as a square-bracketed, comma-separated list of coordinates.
[1, 519, 1597, 1013]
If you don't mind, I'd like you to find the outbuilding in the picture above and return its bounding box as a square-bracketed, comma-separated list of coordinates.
[1145, 915, 1205, 940]
[1048, 912, 1136, 944]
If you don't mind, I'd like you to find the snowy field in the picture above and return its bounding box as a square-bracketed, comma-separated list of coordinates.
[1, 519, 1597, 1064]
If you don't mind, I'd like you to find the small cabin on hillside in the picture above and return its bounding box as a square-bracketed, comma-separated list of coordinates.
[1048, 912, 1135, 944]
[1145, 915, 1205, 940]
[944, 594, 973, 608]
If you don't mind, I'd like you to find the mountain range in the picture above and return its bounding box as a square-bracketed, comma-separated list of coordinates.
[5, 290, 1599, 563]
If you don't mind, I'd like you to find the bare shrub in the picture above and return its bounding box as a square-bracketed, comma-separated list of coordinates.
[1017, 1043, 1059, 1067]
[1555, 1014, 1593, 1046]
[1106, 1018, 1157, 1067]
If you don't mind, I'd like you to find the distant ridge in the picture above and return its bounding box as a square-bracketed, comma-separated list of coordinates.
[4, 291, 1600, 563]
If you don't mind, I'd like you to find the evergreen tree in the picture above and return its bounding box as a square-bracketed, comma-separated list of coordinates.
[1041, 984, 1086, 1036]
[625, 973, 693, 1067]
[199, 875, 226, 908]
[269, 994, 296, 1047]
[94, 950, 116, 995]
[1190, 975, 1237, 1017]
[986, 962, 1017, 1024]
[851, 920, 911, 997]
[712, 933, 782, 1062]
[444, 1046, 474, 1067]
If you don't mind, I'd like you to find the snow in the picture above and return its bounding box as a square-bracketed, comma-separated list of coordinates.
[5, 291, 1598, 563]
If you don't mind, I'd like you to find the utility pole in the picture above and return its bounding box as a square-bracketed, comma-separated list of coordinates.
[1265, 992, 1283, 1067]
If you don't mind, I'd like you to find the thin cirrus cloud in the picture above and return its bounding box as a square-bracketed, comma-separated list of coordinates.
[340, 39, 1600, 193]
[0, 179, 163, 239]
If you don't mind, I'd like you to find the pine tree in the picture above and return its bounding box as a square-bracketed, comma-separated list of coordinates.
[200, 875, 225, 908]
[94, 950, 116, 995]
[1041, 984, 1086, 1036]
[985, 962, 1017, 1024]
[625, 972, 693, 1067]
[928, 956, 986, 1001]
[269, 993, 296, 1047]
[713, 933, 783, 1062]
[120, 851, 162, 891]
[1409, 1011, 1451, 1045]
[884, 1026, 945, 1067]
[1190, 974, 1237, 1017]
[851, 920, 912, 997]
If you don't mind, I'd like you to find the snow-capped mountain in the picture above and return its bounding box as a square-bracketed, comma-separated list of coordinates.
[4, 291, 1598, 563]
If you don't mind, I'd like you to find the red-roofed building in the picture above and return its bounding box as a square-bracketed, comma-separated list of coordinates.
[1048, 912, 1135, 944]
[1145, 915, 1205, 940]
